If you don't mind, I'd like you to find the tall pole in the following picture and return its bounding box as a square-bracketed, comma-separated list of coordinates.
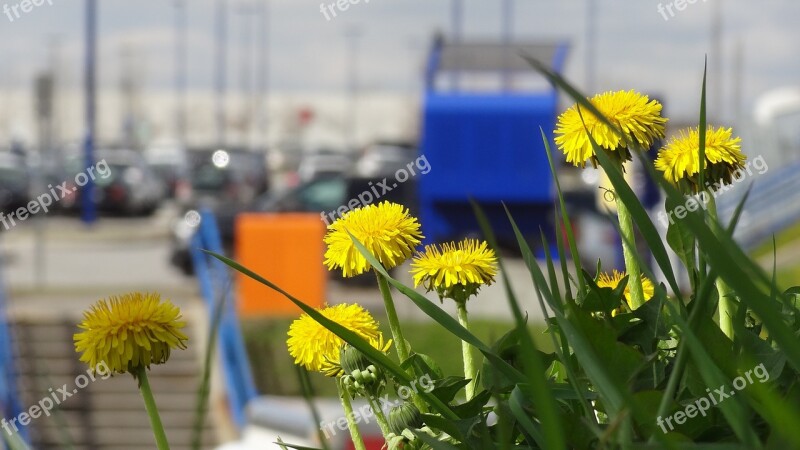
[257, 0, 269, 151]
[502, 0, 513, 91]
[174, 0, 187, 144]
[81, 0, 97, 225]
[451, 0, 463, 91]
[215, 0, 228, 147]
[345, 27, 361, 150]
[732, 40, 743, 128]
[238, 4, 254, 149]
[710, 0, 723, 121]
[585, 0, 597, 93]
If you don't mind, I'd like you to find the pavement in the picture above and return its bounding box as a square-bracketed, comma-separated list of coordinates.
[0, 204, 554, 325]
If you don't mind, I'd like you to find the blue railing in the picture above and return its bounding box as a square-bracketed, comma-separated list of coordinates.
[189, 209, 258, 429]
[0, 239, 29, 447]
[717, 158, 800, 249]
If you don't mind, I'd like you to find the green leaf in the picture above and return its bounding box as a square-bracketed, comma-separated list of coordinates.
[666, 215, 697, 275]
[204, 250, 460, 421]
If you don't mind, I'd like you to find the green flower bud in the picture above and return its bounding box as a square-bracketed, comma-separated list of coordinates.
[388, 402, 424, 435]
[340, 344, 372, 374]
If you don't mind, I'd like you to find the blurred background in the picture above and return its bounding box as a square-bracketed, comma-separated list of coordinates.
[0, 0, 799, 449]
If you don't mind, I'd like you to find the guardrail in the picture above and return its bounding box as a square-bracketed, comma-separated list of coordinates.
[717, 158, 800, 249]
[0, 237, 29, 447]
[189, 209, 258, 429]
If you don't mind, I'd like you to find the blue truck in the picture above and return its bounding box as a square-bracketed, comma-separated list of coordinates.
[418, 37, 569, 247]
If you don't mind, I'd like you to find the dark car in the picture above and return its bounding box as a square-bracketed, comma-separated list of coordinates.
[169, 148, 270, 274]
[354, 142, 416, 178]
[0, 152, 30, 216]
[169, 172, 417, 278]
[144, 141, 191, 202]
[62, 149, 166, 216]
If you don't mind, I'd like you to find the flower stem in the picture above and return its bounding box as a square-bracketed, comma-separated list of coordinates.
[136, 366, 171, 450]
[615, 193, 646, 310]
[367, 394, 391, 438]
[456, 301, 477, 400]
[338, 379, 367, 450]
[707, 196, 737, 340]
[375, 272, 410, 364]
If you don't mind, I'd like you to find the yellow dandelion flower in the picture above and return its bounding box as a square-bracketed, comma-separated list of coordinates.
[655, 126, 746, 191]
[555, 90, 667, 168]
[597, 270, 655, 314]
[410, 239, 498, 302]
[324, 201, 423, 277]
[74, 292, 188, 375]
[287, 303, 387, 376]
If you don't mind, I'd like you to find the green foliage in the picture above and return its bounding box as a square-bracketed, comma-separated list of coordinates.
[209, 60, 800, 449]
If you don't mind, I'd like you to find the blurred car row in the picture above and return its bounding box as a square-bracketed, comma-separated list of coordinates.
[169, 141, 418, 275]
[0, 141, 274, 221]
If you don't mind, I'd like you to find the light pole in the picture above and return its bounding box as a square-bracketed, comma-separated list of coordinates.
[502, 0, 513, 91]
[586, 0, 597, 93]
[257, 0, 270, 151]
[215, 0, 228, 147]
[344, 27, 361, 150]
[174, 0, 187, 144]
[451, 0, 463, 91]
[81, 0, 97, 225]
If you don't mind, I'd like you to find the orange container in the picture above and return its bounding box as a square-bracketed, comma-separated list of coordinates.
[235, 213, 326, 317]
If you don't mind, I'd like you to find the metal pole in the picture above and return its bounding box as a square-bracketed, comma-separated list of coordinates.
[711, 0, 722, 121]
[257, 0, 269, 151]
[451, 0, 463, 91]
[238, 4, 254, 149]
[586, 0, 596, 92]
[174, 0, 187, 144]
[502, 0, 513, 91]
[215, 0, 228, 147]
[81, 0, 97, 225]
[345, 27, 361, 149]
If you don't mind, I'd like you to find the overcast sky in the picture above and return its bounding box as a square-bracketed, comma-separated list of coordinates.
[0, 0, 798, 125]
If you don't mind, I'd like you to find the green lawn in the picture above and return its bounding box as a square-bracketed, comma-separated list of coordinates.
[241, 317, 549, 397]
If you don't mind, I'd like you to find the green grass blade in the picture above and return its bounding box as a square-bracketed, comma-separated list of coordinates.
[203, 250, 460, 421]
[471, 200, 566, 450]
[524, 56, 683, 299]
[664, 302, 762, 447]
[541, 127, 586, 292]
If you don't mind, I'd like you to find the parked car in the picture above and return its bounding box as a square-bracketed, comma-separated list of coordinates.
[0, 152, 31, 216]
[62, 149, 166, 216]
[297, 149, 353, 182]
[169, 173, 417, 279]
[144, 140, 191, 202]
[354, 141, 417, 178]
[169, 148, 270, 274]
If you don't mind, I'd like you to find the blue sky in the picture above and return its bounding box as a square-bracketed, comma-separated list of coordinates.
[0, 0, 798, 122]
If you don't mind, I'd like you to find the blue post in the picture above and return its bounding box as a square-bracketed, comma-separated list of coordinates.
[81, 0, 97, 224]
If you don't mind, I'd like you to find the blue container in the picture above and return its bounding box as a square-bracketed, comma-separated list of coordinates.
[418, 39, 568, 246]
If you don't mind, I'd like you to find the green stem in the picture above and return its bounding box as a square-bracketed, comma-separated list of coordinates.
[136, 366, 171, 450]
[615, 193, 646, 310]
[707, 196, 737, 340]
[375, 272, 410, 363]
[374, 272, 428, 413]
[338, 379, 367, 450]
[367, 394, 391, 438]
[456, 301, 477, 400]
